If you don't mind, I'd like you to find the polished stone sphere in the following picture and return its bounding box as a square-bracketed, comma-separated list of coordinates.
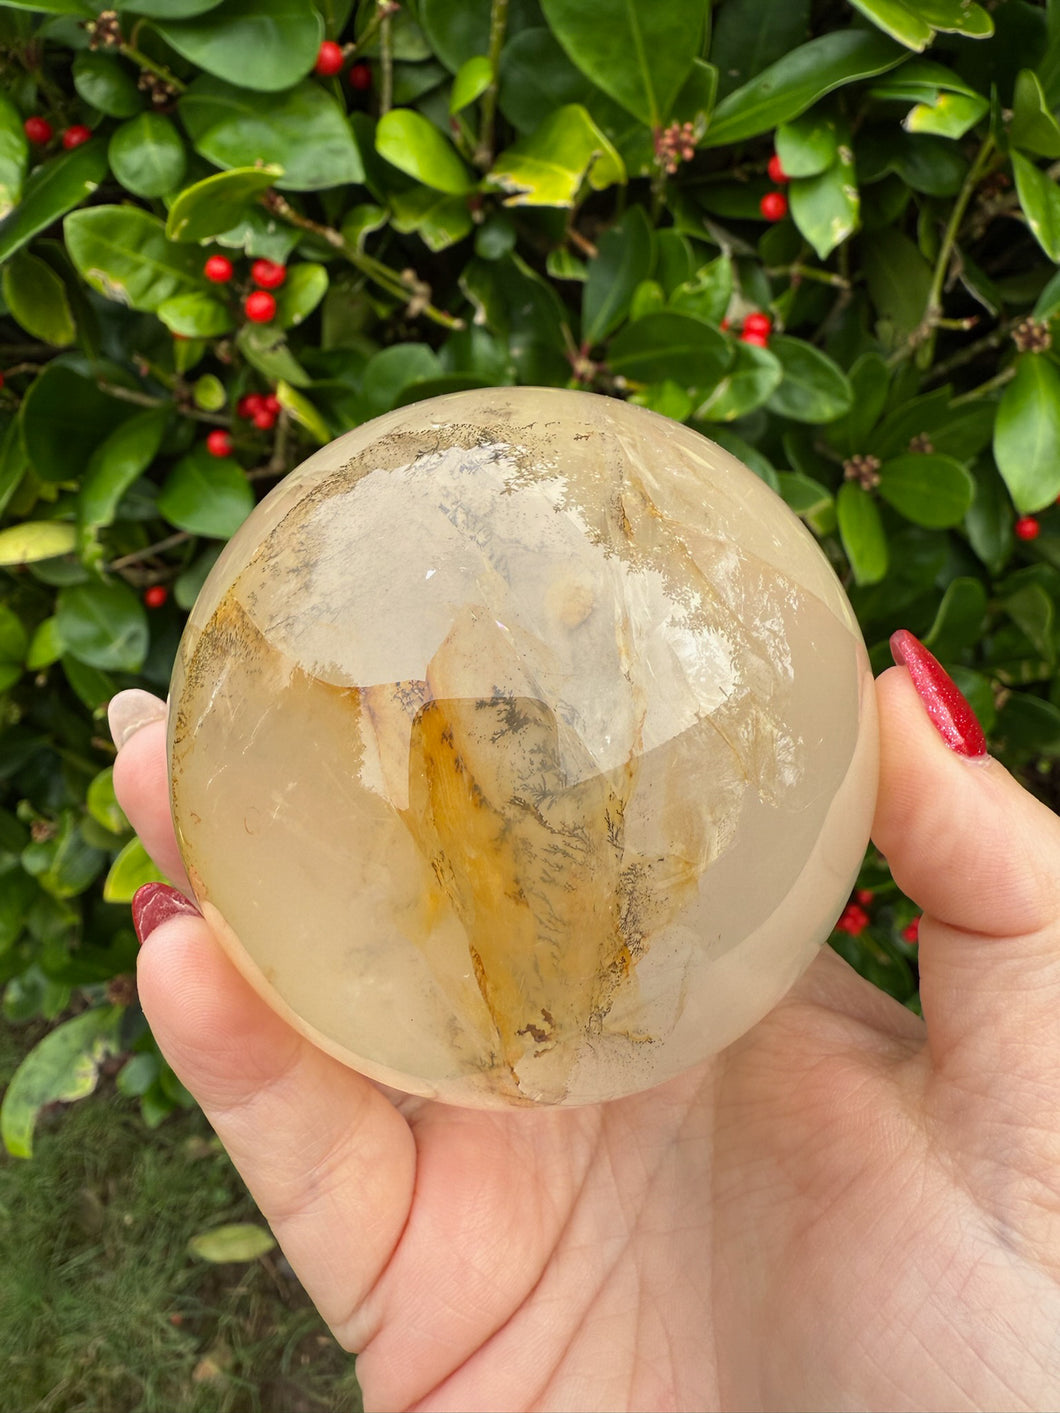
[168, 387, 878, 1107]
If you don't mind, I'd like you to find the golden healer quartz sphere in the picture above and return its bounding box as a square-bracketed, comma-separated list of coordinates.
[169, 387, 878, 1108]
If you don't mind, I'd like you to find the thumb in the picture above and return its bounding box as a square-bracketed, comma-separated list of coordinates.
[872, 633, 1060, 1089]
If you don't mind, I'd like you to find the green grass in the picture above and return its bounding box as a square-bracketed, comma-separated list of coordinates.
[0, 1020, 363, 1413]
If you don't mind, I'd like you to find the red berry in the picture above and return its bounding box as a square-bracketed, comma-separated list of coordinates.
[237, 392, 265, 419]
[61, 124, 92, 150]
[349, 60, 372, 91]
[835, 903, 870, 937]
[252, 408, 277, 430]
[0, 372, 5, 390]
[901, 916, 920, 944]
[205, 428, 233, 457]
[740, 330, 770, 348]
[244, 290, 277, 323]
[1015, 515, 1040, 541]
[250, 259, 286, 290]
[204, 254, 234, 283]
[262, 393, 281, 415]
[24, 116, 52, 144]
[144, 585, 168, 609]
[315, 39, 344, 76]
[719, 317, 731, 332]
[742, 312, 773, 338]
[855, 888, 874, 907]
[767, 153, 789, 184]
[759, 191, 789, 222]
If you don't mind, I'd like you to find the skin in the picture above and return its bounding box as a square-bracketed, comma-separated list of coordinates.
[113, 667, 1060, 1412]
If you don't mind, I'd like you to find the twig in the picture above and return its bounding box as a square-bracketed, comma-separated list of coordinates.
[109, 532, 191, 570]
[475, 0, 509, 168]
[378, 1, 394, 115]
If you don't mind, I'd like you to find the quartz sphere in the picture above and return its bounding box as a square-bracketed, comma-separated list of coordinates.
[168, 387, 878, 1108]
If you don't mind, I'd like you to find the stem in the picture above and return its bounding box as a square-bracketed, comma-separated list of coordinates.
[351, 0, 399, 56]
[95, 382, 228, 425]
[949, 366, 1017, 406]
[109, 532, 191, 570]
[119, 42, 187, 93]
[475, 0, 509, 168]
[765, 263, 851, 290]
[263, 193, 465, 329]
[925, 317, 1019, 384]
[378, 1, 394, 115]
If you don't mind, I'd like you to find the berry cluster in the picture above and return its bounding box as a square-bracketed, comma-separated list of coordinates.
[23, 117, 92, 148]
[236, 390, 282, 431]
[722, 311, 775, 347]
[201, 254, 287, 324]
[760, 149, 789, 222]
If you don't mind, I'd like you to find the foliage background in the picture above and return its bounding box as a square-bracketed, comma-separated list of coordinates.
[1, 0, 1060, 1402]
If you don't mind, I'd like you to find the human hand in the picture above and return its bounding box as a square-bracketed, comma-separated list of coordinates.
[111, 632, 1060, 1412]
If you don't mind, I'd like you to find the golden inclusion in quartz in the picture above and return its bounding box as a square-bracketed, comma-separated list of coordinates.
[169, 387, 878, 1108]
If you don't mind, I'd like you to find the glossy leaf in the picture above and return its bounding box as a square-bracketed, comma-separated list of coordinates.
[157, 445, 255, 537]
[582, 206, 654, 346]
[71, 51, 144, 118]
[273, 263, 328, 329]
[904, 91, 988, 141]
[994, 354, 1060, 513]
[65, 206, 204, 311]
[0, 521, 77, 566]
[121, 0, 225, 15]
[608, 311, 731, 386]
[837, 482, 888, 585]
[156, 0, 323, 93]
[376, 109, 474, 194]
[418, 0, 541, 74]
[916, 0, 992, 38]
[708, 0, 811, 101]
[789, 129, 859, 259]
[0, 90, 29, 222]
[497, 27, 591, 135]
[189, 1223, 276, 1262]
[1012, 151, 1060, 261]
[765, 336, 853, 423]
[703, 31, 904, 148]
[275, 380, 330, 443]
[775, 110, 839, 178]
[237, 322, 313, 386]
[156, 292, 234, 338]
[180, 77, 363, 190]
[56, 580, 149, 672]
[862, 227, 932, 350]
[360, 343, 442, 418]
[1, 1006, 122, 1159]
[450, 56, 493, 114]
[1005, 583, 1056, 668]
[108, 112, 187, 199]
[693, 341, 782, 422]
[166, 165, 282, 242]
[390, 187, 473, 252]
[847, 0, 933, 51]
[102, 837, 167, 903]
[923, 577, 988, 659]
[1011, 70, 1060, 160]
[540, 0, 711, 128]
[487, 105, 624, 207]
[79, 409, 169, 537]
[668, 257, 733, 325]
[20, 364, 128, 482]
[1, 249, 76, 346]
[877, 453, 975, 527]
[0, 140, 108, 265]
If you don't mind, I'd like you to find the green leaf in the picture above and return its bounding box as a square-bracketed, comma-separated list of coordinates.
[22, 812, 106, 898]
[996, 693, 1060, 756]
[668, 256, 733, 325]
[694, 341, 782, 422]
[923, 577, 989, 659]
[847, 0, 933, 51]
[0, 90, 29, 222]
[539, 0, 711, 128]
[158, 445, 255, 537]
[275, 380, 330, 443]
[765, 336, 852, 423]
[789, 128, 859, 259]
[582, 206, 654, 346]
[703, 31, 904, 148]
[1011, 69, 1060, 159]
[121, 0, 225, 14]
[868, 58, 981, 104]
[708, 0, 811, 101]
[826, 352, 891, 457]
[608, 310, 731, 386]
[62, 655, 116, 713]
[86, 767, 128, 836]
[1, 1006, 122, 1159]
[19, 363, 128, 483]
[237, 322, 312, 386]
[1012, 150, 1060, 261]
[389, 187, 473, 252]
[273, 263, 328, 329]
[156, 0, 323, 92]
[1, 248, 76, 346]
[0, 601, 27, 674]
[376, 108, 474, 194]
[418, 0, 539, 73]
[877, 453, 975, 527]
[189, 1222, 276, 1263]
[916, 0, 992, 38]
[65, 206, 204, 311]
[497, 27, 592, 135]
[1004, 583, 1056, 667]
[0, 520, 77, 565]
[155, 291, 234, 338]
[360, 343, 442, 417]
[56, 580, 149, 672]
[994, 354, 1060, 513]
[862, 227, 932, 350]
[904, 90, 988, 140]
[108, 112, 187, 199]
[180, 76, 363, 191]
[837, 481, 888, 585]
[450, 55, 493, 114]
[487, 104, 624, 208]
[72, 50, 144, 118]
[0, 139, 108, 265]
[102, 837, 167, 903]
[165, 165, 282, 243]
[775, 109, 839, 178]
[776, 470, 833, 518]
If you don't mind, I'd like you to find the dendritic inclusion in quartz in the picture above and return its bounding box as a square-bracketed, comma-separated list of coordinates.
[169, 387, 878, 1107]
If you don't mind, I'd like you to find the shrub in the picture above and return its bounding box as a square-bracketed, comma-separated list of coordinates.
[1, 0, 1059, 1152]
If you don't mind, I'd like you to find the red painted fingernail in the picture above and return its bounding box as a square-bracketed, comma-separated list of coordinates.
[132, 882, 201, 944]
[889, 630, 988, 758]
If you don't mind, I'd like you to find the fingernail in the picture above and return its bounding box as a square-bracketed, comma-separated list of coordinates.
[132, 882, 201, 944]
[890, 629, 988, 758]
[108, 689, 167, 750]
